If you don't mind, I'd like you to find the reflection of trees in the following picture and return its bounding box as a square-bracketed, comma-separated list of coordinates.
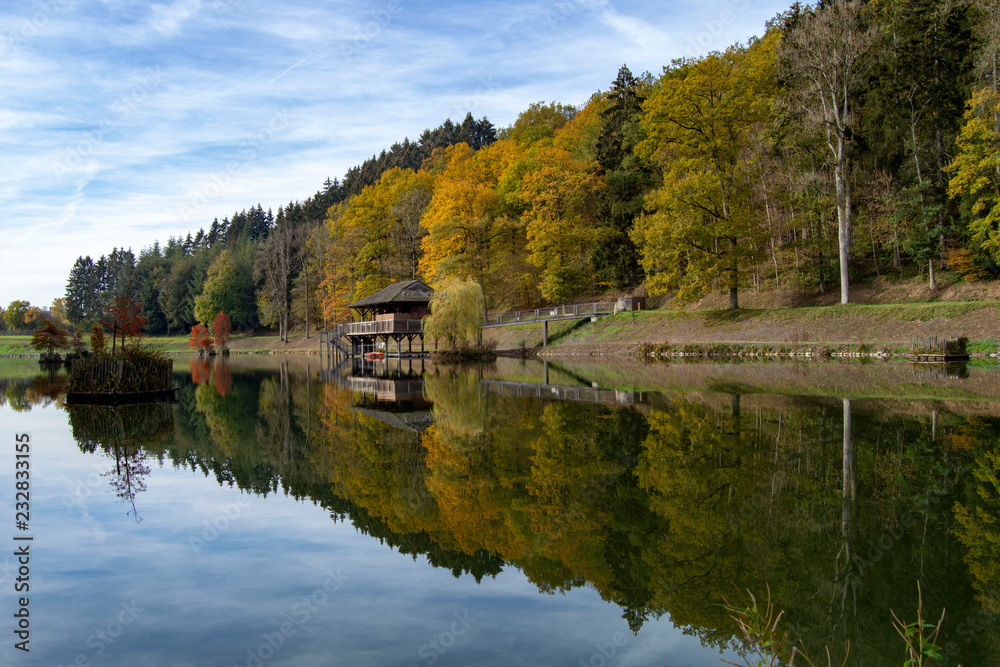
[0, 371, 68, 411]
[102, 447, 152, 522]
[112, 360, 998, 665]
[4, 382, 33, 411]
[66, 403, 173, 522]
[954, 417, 1000, 614]
[214, 357, 232, 396]
[189, 356, 212, 385]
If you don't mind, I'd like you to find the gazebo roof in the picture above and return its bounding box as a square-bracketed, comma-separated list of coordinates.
[347, 279, 432, 310]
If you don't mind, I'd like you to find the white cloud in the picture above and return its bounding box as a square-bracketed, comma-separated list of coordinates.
[147, 0, 202, 36]
[599, 7, 675, 52]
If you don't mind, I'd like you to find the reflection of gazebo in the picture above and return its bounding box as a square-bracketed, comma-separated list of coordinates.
[336, 280, 432, 357]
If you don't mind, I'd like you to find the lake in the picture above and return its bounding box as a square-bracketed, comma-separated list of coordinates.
[1, 354, 999, 666]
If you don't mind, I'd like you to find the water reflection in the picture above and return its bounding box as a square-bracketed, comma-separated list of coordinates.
[66, 402, 173, 521]
[912, 361, 971, 381]
[39, 357, 1000, 664]
[0, 367, 68, 411]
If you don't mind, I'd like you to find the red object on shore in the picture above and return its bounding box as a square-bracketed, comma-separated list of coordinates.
[365, 351, 385, 361]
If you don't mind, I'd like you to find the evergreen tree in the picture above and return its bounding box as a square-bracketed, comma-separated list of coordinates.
[593, 65, 658, 289]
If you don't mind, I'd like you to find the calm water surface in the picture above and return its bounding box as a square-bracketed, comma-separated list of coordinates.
[1, 355, 999, 666]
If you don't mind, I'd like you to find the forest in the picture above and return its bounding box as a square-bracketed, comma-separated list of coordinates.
[18, 0, 999, 336]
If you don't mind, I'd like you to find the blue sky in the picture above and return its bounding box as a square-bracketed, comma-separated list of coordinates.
[0, 0, 790, 309]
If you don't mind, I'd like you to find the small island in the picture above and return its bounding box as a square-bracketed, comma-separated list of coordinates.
[64, 297, 176, 405]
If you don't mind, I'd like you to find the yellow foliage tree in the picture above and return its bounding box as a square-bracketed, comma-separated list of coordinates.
[322, 168, 436, 315]
[520, 109, 604, 301]
[418, 142, 533, 309]
[634, 36, 777, 309]
[947, 87, 1000, 262]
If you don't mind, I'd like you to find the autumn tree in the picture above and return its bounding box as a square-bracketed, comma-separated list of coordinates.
[102, 295, 147, 354]
[31, 320, 68, 357]
[90, 325, 105, 356]
[521, 106, 605, 302]
[634, 36, 777, 309]
[24, 306, 44, 326]
[314, 208, 355, 329]
[503, 101, 577, 145]
[326, 167, 435, 312]
[948, 88, 1000, 261]
[189, 324, 213, 353]
[50, 298, 71, 327]
[213, 312, 232, 351]
[419, 142, 530, 309]
[780, 1, 878, 304]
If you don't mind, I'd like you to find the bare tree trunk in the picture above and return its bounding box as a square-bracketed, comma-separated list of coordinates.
[729, 237, 739, 310]
[910, 100, 924, 187]
[836, 146, 850, 305]
[893, 223, 902, 271]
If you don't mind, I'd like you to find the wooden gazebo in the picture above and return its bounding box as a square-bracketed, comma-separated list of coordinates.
[336, 279, 432, 357]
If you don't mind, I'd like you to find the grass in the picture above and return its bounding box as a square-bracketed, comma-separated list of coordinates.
[0, 336, 34, 355]
[724, 583, 952, 667]
[484, 299, 1000, 353]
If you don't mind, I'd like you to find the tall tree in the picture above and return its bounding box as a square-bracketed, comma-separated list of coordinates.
[948, 87, 1000, 262]
[65, 256, 100, 325]
[418, 142, 528, 309]
[780, 1, 878, 304]
[3, 300, 30, 330]
[635, 36, 778, 309]
[254, 215, 299, 342]
[593, 66, 658, 288]
[521, 107, 605, 302]
[424, 278, 485, 348]
[196, 244, 257, 331]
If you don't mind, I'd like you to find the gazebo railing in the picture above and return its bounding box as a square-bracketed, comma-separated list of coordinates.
[340, 319, 425, 336]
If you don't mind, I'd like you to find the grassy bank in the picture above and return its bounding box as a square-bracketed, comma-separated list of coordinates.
[484, 300, 1000, 355]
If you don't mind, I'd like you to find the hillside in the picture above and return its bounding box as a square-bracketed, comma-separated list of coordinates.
[485, 278, 1000, 355]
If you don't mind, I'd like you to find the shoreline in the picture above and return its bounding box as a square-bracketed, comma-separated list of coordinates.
[3, 297, 999, 361]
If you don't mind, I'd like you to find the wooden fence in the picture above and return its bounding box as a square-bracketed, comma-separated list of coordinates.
[70, 358, 173, 393]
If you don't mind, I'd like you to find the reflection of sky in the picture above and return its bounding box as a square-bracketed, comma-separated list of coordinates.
[0, 401, 737, 667]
